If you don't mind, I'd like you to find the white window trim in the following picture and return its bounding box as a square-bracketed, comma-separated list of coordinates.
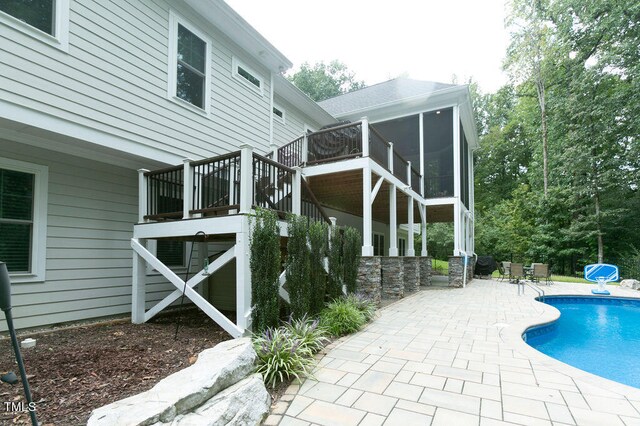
[146, 240, 193, 275]
[0, 0, 69, 52]
[273, 103, 285, 125]
[231, 56, 264, 95]
[167, 9, 212, 115]
[0, 157, 48, 283]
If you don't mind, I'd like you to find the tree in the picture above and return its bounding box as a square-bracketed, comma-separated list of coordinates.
[288, 60, 365, 101]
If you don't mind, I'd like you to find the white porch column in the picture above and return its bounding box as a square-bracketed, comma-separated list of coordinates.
[239, 144, 253, 214]
[454, 200, 462, 255]
[182, 158, 194, 220]
[292, 166, 302, 215]
[132, 238, 147, 324]
[421, 204, 428, 256]
[137, 168, 149, 223]
[362, 165, 374, 256]
[235, 217, 252, 333]
[302, 133, 309, 164]
[407, 196, 415, 256]
[270, 142, 278, 158]
[361, 117, 369, 157]
[389, 184, 398, 256]
[388, 142, 394, 171]
[419, 112, 425, 197]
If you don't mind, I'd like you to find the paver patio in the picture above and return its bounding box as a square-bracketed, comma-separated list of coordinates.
[266, 279, 640, 425]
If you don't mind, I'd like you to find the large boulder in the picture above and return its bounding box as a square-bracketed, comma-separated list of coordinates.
[620, 279, 640, 290]
[88, 338, 256, 426]
[165, 374, 270, 425]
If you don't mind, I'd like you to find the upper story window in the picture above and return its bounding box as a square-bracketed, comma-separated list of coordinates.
[0, 158, 48, 283]
[232, 57, 263, 94]
[168, 11, 211, 113]
[0, 0, 69, 50]
[273, 104, 285, 124]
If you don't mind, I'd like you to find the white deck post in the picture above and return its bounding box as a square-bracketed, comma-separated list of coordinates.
[421, 205, 428, 256]
[302, 133, 309, 164]
[137, 169, 149, 223]
[292, 167, 302, 215]
[388, 142, 394, 172]
[361, 117, 369, 157]
[389, 184, 398, 256]
[132, 238, 147, 324]
[453, 105, 461, 256]
[182, 158, 194, 220]
[239, 144, 253, 214]
[362, 166, 374, 256]
[407, 197, 415, 256]
[270, 142, 278, 158]
[419, 112, 425, 197]
[454, 200, 461, 255]
[235, 217, 252, 333]
[407, 160, 412, 188]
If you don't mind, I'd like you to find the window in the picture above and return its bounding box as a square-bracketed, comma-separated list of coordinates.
[273, 104, 285, 124]
[373, 233, 385, 256]
[0, 158, 48, 282]
[398, 238, 406, 257]
[0, 0, 69, 50]
[232, 57, 263, 94]
[157, 240, 185, 267]
[168, 11, 211, 113]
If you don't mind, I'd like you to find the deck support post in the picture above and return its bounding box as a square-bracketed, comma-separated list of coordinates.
[302, 133, 309, 164]
[408, 196, 415, 256]
[453, 200, 461, 256]
[137, 169, 149, 223]
[182, 158, 194, 220]
[239, 144, 253, 214]
[420, 204, 428, 256]
[292, 167, 302, 215]
[388, 142, 394, 172]
[235, 217, 252, 334]
[389, 184, 398, 256]
[132, 238, 147, 324]
[362, 165, 373, 256]
[361, 117, 369, 157]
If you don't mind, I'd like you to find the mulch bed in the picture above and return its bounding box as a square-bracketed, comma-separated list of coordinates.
[0, 309, 232, 425]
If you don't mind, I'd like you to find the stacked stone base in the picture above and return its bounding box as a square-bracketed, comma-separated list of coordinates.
[448, 256, 476, 287]
[356, 256, 433, 302]
[357, 256, 382, 306]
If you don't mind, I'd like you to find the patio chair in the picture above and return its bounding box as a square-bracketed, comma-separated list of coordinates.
[509, 263, 524, 283]
[532, 263, 553, 286]
[497, 262, 509, 281]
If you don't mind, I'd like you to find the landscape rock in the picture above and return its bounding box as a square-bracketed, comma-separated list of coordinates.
[164, 374, 270, 426]
[620, 279, 640, 290]
[88, 338, 256, 426]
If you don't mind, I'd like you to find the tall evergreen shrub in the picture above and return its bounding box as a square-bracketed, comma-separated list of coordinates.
[286, 214, 311, 319]
[308, 220, 328, 315]
[327, 226, 344, 299]
[250, 208, 281, 332]
[343, 227, 361, 294]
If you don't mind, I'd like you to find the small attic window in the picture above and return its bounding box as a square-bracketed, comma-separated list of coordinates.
[273, 104, 285, 124]
[232, 57, 263, 94]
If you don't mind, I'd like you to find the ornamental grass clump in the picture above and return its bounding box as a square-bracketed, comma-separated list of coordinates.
[344, 293, 377, 321]
[283, 314, 329, 354]
[253, 327, 314, 388]
[320, 298, 366, 337]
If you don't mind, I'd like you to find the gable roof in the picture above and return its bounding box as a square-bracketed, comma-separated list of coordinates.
[319, 77, 457, 116]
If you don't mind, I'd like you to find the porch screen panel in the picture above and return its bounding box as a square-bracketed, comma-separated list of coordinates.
[423, 108, 453, 198]
[460, 122, 470, 208]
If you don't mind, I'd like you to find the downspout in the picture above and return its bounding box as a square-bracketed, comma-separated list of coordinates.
[269, 72, 275, 146]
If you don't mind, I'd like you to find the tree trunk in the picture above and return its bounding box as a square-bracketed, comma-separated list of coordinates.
[594, 190, 604, 263]
[535, 73, 549, 197]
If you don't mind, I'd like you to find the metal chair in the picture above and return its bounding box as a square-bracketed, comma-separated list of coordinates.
[509, 263, 524, 283]
[532, 263, 553, 285]
[497, 261, 510, 281]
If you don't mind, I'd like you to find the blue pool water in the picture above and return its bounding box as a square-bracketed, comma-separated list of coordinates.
[525, 296, 640, 388]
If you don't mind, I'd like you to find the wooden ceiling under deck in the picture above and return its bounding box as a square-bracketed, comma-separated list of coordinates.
[306, 170, 454, 224]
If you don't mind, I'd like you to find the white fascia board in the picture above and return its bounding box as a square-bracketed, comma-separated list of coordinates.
[133, 216, 244, 239]
[1, 99, 182, 168]
[184, 0, 291, 73]
[273, 75, 337, 127]
[424, 197, 456, 206]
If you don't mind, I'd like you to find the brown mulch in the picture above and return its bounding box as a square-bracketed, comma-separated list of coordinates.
[0, 309, 232, 425]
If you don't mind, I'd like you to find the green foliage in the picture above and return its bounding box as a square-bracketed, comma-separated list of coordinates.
[253, 327, 314, 388]
[282, 314, 329, 354]
[320, 298, 366, 337]
[426, 223, 454, 261]
[286, 214, 311, 319]
[343, 293, 377, 322]
[342, 227, 361, 294]
[288, 60, 366, 101]
[327, 226, 344, 299]
[308, 221, 328, 316]
[250, 208, 281, 333]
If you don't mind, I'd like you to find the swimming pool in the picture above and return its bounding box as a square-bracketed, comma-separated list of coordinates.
[524, 295, 640, 388]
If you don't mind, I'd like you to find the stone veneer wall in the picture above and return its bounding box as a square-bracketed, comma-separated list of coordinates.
[356, 256, 382, 306]
[403, 257, 420, 293]
[448, 256, 476, 287]
[381, 257, 404, 298]
[419, 257, 432, 286]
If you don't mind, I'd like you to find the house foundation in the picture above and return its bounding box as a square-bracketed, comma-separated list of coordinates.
[381, 257, 404, 298]
[403, 257, 420, 293]
[448, 256, 475, 287]
[419, 257, 433, 286]
[356, 256, 382, 306]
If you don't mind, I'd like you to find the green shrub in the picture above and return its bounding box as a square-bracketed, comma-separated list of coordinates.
[342, 227, 361, 294]
[250, 208, 281, 332]
[283, 314, 329, 354]
[344, 293, 377, 321]
[308, 220, 328, 315]
[253, 327, 314, 388]
[327, 226, 344, 299]
[286, 214, 311, 319]
[320, 298, 366, 337]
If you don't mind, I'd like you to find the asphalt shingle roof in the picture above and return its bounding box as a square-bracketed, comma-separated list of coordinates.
[319, 77, 458, 116]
